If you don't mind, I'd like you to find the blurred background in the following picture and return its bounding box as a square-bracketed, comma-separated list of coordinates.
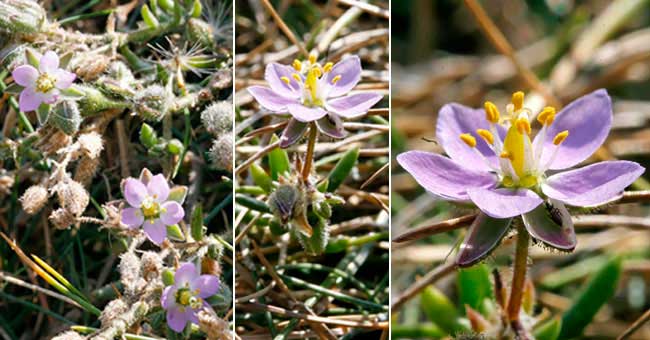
[391, 0, 650, 338]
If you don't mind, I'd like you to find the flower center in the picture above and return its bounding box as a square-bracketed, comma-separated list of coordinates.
[35, 73, 56, 93]
[281, 55, 342, 108]
[140, 197, 161, 220]
[175, 287, 202, 308]
[458, 91, 570, 189]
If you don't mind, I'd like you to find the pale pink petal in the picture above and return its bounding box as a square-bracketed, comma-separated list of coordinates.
[467, 188, 543, 219]
[41, 89, 59, 104]
[191, 275, 219, 298]
[161, 286, 177, 309]
[325, 56, 362, 97]
[175, 262, 199, 286]
[18, 87, 44, 112]
[325, 93, 383, 118]
[39, 51, 59, 74]
[248, 86, 298, 112]
[167, 307, 190, 332]
[54, 69, 76, 89]
[121, 207, 144, 228]
[143, 219, 167, 245]
[12, 65, 38, 87]
[264, 63, 300, 98]
[287, 103, 327, 122]
[123, 178, 147, 207]
[160, 201, 184, 225]
[147, 174, 170, 202]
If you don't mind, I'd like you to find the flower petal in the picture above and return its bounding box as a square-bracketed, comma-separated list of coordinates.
[542, 160, 644, 207]
[166, 307, 189, 332]
[287, 103, 327, 122]
[175, 262, 198, 286]
[191, 275, 219, 298]
[39, 51, 59, 74]
[160, 201, 184, 225]
[436, 103, 505, 172]
[147, 174, 170, 202]
[18, 87, 44, 112]
[540, 89, 613, 170]
[325, 93, 383, 118]
[316, 114, 347, 139]
[265, 63, 300, 98]
[522, 201, 576, 251]
[467, 188, 543, 219]
[456, 213, 512, 267]
[41, 89, 59, 104]
[396, 151, 497, 200]
[12, 65, 38, 87]
[248, 86, 297, 112]
[123, 178, 147, 207]
[121, 207, 144, 228]
[54, 69, 76, 89]
[279, 118, 308, 148]
[161, 286, 176, 309]
[143, 219, 167, 245]
[325, 56, 362, 97]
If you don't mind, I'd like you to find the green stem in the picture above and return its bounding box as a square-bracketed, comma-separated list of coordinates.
[507, 224, 530, 322]
[301, 123, 318, 181]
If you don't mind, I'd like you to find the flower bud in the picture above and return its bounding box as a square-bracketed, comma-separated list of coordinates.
[77, 132, 103, 159]
[201, 101, 232, 136]
[139, 123, 157, 148]
[167, 138, 183, 155]
[161, 269, 175, 286]
[187, 18, 215, 50]
[209, 134, 233, 171]
[20, 185, 48, 214]
[268, 184, 301, 224]
[0, 0, 46, 34]
[49, 208, 75, 229]
[50, 101, 81, 135]
[77, 85, 129, 115]
[134, 85, 169, 122]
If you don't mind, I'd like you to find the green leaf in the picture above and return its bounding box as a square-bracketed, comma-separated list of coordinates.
[295, 217, 329, 255]
[36, 103, 50, 125]
[250, 163, 273, 193]
[327, 147, 359, 192]
[268, 134, 291, 180]
[139, 123, 158, 148]
[420, 286, 465, 334]
[162, 269, 174, 286]
[141, 4, 160, 28]
[559, 256, 622, 339]
[457, 264, 493, 314]
[534, 317, 562, 340]
[166, 224, 185, 241]
[50, 101, 80, 135]
[235, 194, 271, 213]
[167, 186, 187, 204]
[190, 203, 204, 241]
[190, 0, 202, 17]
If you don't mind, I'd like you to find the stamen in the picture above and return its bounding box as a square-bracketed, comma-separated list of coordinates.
[309, 54, 317, 65]
[500, 151, 513, 160]
[313, 67, 322, 78]
[323, 62, 333, 73]
[484, 101, 500, 124]
[291, 73, 301, 82]
[512, 91, 524, 111]
[459, 133, 477, 148]
[476, 129, 494, 145]
[280, 76, 291, 85]
[331, 75, 342, 84]
[292, 59, 302, 72]
[537, 107, 556, 126]
[515, 117, 531, 135]
[553, 130, 569, 145]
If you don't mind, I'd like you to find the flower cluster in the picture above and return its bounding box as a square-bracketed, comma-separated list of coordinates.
[161, 262, 220, 332]
[120, 170, 186, 245]
[12, 51, 75, 112]
[398, 90, 644, 266]
[248, 55, 382, 147]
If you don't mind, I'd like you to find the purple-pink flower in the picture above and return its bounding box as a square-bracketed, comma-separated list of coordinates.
[247, 55, 383, 147]
[397, 89, 644, 267]
[161, 262, 220, 332]
[120, 172, 185, 245]
[11, 51, 76, 112]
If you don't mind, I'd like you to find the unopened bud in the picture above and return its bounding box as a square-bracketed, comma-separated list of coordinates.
[20, 185, 48, 215]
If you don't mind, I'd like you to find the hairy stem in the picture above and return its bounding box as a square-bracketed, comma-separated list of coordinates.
[507, 224, 530, 322]
[301, 123, 318, 181]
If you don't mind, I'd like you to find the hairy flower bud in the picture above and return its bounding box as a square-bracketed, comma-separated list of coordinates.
[209, 134, 233, 171]
[77, 132, 104, 159]
[49, 208, 75, 229]
[201, 101, 232, 136]
[0, 0, 46, 34]
[187, 18, 216, 50]
[134, 85, 170, 121]
[20, 185, 48, 215]
[53, 179, 89, 216]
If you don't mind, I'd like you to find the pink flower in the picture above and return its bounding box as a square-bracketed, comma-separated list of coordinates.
[11, 51, 76, 112]
[161, 262, 219, 332]
[247, 55, 383, 147]
[120, 173, 185, 245]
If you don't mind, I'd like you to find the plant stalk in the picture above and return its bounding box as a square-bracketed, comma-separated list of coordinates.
[507, 224, 530, 322]
[301, 123, 318, 181]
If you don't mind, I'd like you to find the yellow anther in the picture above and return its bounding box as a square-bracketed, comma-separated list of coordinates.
[500, 151, 513, 160]
[311, 67, 322, 78]
[292, 59, 302, 71]
[323, 62, 333, 73]
[553, 130, 569, 145]
[512, 91, 525, 111]
[280, 76, 291, 85]
[515, 117, 531, 135]
[291, 73, 301, 82]
[309, 54, 317, 65]
[459, 133, 477, 148]
[476, 129, 494, 145]
[537, 107, 556, 126]
[484, 101, 500, 124]
[502, 176, 515, 187]
[331, 75, 342, 84]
